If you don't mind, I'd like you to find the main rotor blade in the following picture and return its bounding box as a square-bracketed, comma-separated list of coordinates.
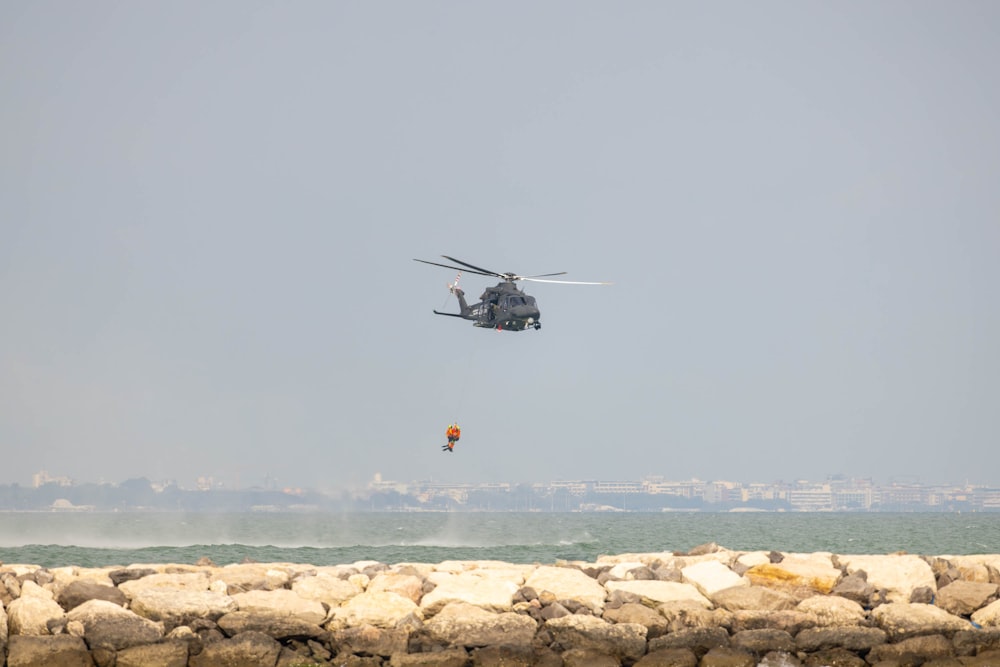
[413, 258, 496, 278]
[522, 278, 613, 285]
[440, 255, 504, 278]
[522, 271, 568, 279]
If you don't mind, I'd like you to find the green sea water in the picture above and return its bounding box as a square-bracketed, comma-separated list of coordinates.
[1, 511, 997, 568]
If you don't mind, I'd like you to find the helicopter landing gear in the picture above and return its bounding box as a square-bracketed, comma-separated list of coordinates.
[533, 322, 541, 330]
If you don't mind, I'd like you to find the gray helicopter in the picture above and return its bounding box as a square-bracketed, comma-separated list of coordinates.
[414, 255, 610, 331]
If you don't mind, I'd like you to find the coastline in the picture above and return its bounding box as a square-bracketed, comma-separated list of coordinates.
[3, 546, 1000, 666]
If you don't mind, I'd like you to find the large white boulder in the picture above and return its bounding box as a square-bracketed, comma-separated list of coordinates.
[871, 602, 969, 641]
[421, 571, 520, 614]
[839, 555, 936, 603]
[605, 580, 712, 608]
[525, 566, 607, 613]
[796, 595, 866, 626]
[118, 572, 210, 600]
[291, 572, 363, 607]
[332, 590, 421, 629]
[230, 589, 326, 625]
[682, 560, 748, 597]
[745, 553, 841, 595]
[129, 588, 238, 624]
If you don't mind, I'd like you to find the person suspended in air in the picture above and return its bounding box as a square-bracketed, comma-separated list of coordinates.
[443, 423, 461, 452]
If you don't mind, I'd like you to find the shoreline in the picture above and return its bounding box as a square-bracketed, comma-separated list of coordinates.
[3, 546, 1000, 666]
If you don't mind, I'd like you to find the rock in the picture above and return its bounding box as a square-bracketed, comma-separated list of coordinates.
[838, 555, 936, 603]
[115, 640, 189, 667]
[19, 579, 54, 600]
[129, 588, 238, 628]
[658, 601, 733, 632]
[470, 645, 535, 667]
[230, 589, 326, 624]
[333, 590, 421, 629]
[108, 567, 157, 586]
[216, 610, 328, 641]
[648, 626, 730, 654]
[801, 647, 866, 666]
[545, 614, 647, 662]
[560, 647, 619, 667]
[972, 599, 1000, 627]
[6, 634, 95, 667]
[729, 628, 796, 655]
[910, 585, 936, 604]
[420, 570, 520, 614]
[368, 572, 425, 604]
[866, 633, 954, 663]
[603, 602, 669, 638]
[65, 599, 164, 651]
[6, 595, 65, 636]
[188, 630, 282, 667]
[711, 585, 797, 612]
[118, 572, 210, 599]
[56, 580, 127, 611]
[796, 595, 866, 626]
[607, 561, 647, 579]
[634, 647, 699, 667]
[935, 580, 998, 616]
[682, 560, 748, 598]
[871, 602, 970, 641]
[794, 626, 887, 652]
[210, 563, 295, 593]
[605, 580, 711, 608]
[697, 646, 756, 666]
[425, 601, 536, 648]
[387, 647, 469, 666]
[525, 566, 607, 613]
[952, 628, 1000, 656]
[830, 572, 873, 605]
[335, 623, 409, 656]
[730, 609, 816, 635]
[291, 571, 362, 607]
[744, 553, 841, 597]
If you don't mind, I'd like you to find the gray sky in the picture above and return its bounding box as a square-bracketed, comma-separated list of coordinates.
[2, 1, 998, 492]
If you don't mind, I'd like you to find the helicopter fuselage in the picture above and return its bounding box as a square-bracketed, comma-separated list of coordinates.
[437, 281, 542, 331]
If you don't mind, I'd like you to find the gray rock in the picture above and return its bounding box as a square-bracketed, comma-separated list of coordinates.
[648, 626, 730, 654]
[6, 634, 95, 667]
[188, 630, 282, 667]
[216, 610, 328, 641]
[936, 580, 999, 616]
[115, 640, 189, 667]
[730, 610, 816, 635]
[108, 568, 157, 587]
[866, 633, 954, 664]
[65, 599, 164, 651]
[603, 602, 669, 638]
[425, 601, 537, 648]
[730, 628, 796, 655]
[545, 614, 647, 661]
[911, 585, 936, 604]
[335, 624, 409, 656]
[830, 572, 873, 605]
[794, 626, 887, 652]
[952, 628, 1000, 656]
[56, 580, 127, 611]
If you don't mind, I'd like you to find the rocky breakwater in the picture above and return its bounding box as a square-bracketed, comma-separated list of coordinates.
[2, 546, 1000, 667]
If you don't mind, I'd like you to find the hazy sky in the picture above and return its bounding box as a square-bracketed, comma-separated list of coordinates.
[2, 1, 998, 492]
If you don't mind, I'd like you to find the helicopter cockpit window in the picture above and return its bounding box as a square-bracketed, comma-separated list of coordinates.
[507, 296, 527, 306]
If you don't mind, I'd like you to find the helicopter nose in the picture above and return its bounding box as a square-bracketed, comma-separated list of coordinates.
[512, 305, 540, 321]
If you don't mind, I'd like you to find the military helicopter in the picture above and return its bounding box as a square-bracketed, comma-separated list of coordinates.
[414, 255, 610, 331]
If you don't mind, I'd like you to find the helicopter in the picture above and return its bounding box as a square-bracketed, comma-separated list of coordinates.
[414, 255, 610, 331]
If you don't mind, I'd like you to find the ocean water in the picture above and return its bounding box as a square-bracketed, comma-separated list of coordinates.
[0, 511, 997, 569]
